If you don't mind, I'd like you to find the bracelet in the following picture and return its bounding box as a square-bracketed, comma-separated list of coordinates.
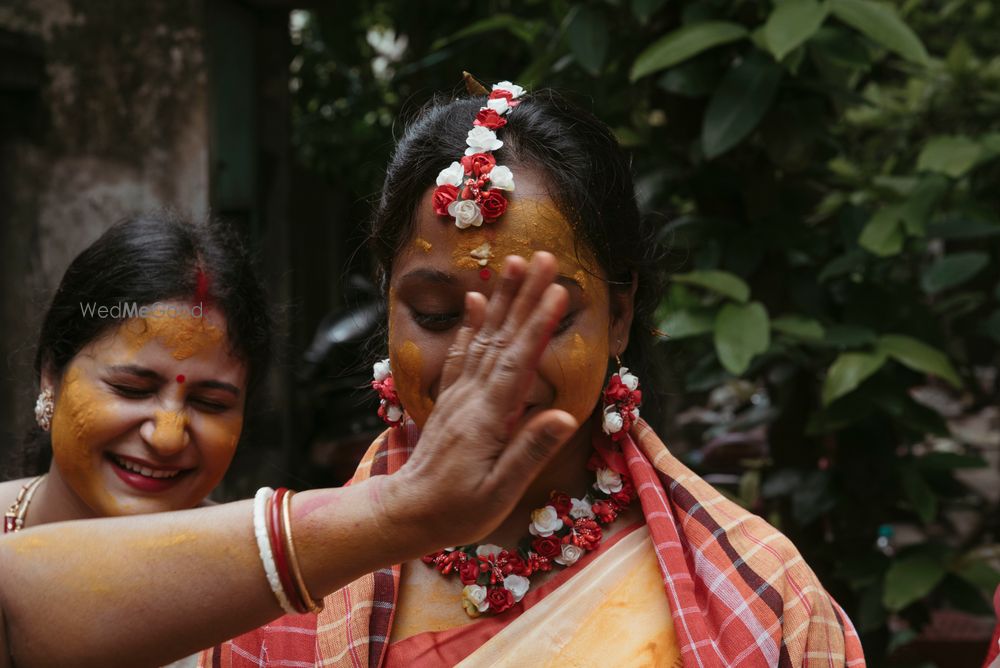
[268, 488, 306, 613]
[253, 487, 298, 615]
[282, 490, 324, 613]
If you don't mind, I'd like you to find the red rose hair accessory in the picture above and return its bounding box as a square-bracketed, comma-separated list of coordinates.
[372, 359, 404, 427]
[432, 81, 524, 229]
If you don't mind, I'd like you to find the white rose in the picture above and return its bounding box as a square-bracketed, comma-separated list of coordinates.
[486, 165, 515, 191]
[447, 199, 483, 229]
[383, 402, 403, 423]
[631, 407, 640, 421]
[462, 584, 489, 616]
[619, 367, 639, 392]
[486, 97, 510, 115]
[465, 126, 503, 156]
[475, 544, 504, 558]
[492, 81, 525, 99]
[594, 467, 623, 494]
[528, 505, 563, 537]
[436, 161, 465, 187]
[602, 407, 623, 434]
[554, 543, 584, 566]
[503, 574, 530, 602]
[373, 359, 391, 382]
[569, 497, 595, 520]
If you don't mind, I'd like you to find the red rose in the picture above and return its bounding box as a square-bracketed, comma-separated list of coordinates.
[473, 108, 507, 130]
[531, 535, 561, 559]
[550, 491, 572, 516]
[478, 190, 507, 221]
[592, 500, 617, 523]
[460, 152, 496, 178]
[503, 554, 528, 576]
[486, 587, 515, 614]
[432, 184, 458, 217]
[459, 559, 481, 585]
[604, 376, 629, 403]
[488, 89, 520, 107]
[573, 518, 603, 550]
[610, 481, 634, 507]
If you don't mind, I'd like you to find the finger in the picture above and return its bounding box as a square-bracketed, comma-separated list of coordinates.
[488, 282, 568, 409]
[440, 292, 486, 391]
[476, 253, 559, 379]
[489, 409, 578, 492]
[463, 257, 526, 376]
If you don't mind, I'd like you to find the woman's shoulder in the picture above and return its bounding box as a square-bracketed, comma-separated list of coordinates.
[0, 477, 34, 510]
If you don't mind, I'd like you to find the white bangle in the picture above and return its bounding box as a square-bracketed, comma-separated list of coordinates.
[253, 487, 297, 615]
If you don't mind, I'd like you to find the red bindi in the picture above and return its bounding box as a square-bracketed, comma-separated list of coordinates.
[176, 374, 186, 384]
[479, 268, 492, 281]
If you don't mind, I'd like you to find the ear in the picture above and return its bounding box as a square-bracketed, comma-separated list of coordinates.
[39, 358, 60, 397]
[608, 272, 638, 358]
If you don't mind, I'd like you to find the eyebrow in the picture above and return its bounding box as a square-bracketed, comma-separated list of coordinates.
[397, 268, 456, 285]
[107, 365, 241, 397]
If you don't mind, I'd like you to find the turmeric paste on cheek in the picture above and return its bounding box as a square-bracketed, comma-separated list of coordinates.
[49, 366, 121, 514]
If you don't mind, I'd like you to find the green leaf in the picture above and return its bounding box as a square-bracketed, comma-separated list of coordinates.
[878, 334, 962, 388]
[829, 0, 929, 65]
[672, 270, 750, 302]
[658, 58, 723, 97]
[900, 465, 937, 524]
[702, 52, 783, 158]
[431, 15, 541, 49]
[632, 0, 668, 23]
[925, 215, 1000, 240]
[763, 0, 829, 61]
[953, 559, 1000, 591]
[630, 21, 748, 81]
[921, 252, 990, 294]
[771, 315, 826, 340]
[858, 206, 904, 257]
[713, 302, 770, 375]
[824, 324, 877, 348]
[822, 351, 887, 405]
[883, 555, 946, 610]
[917, 136, 985, 178]
[660, 309, 716, 339]
[567, 6, 608, 76]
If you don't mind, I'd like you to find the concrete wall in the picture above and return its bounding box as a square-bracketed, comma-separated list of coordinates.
[0, 0, 211, 466]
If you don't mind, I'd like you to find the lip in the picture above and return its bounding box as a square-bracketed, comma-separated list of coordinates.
[107, 454, 192, 493]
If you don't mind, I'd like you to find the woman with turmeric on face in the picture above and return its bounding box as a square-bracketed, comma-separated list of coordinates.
[203, 85, 867, 667]
[1, 212, 269, 531]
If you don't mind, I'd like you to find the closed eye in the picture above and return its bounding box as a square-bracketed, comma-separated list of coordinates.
[412, 310, 462, 331]
[109, 383, 154, 399]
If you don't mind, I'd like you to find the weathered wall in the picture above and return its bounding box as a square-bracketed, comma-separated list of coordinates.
[0, 0, 210, 467]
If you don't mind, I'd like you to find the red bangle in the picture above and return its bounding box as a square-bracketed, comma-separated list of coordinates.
[268, 487, 305, 613]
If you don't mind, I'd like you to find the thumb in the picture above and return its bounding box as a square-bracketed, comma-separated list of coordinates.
[492, 410, 578, 486]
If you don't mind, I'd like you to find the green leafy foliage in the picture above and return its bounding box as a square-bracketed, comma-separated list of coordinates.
[290, 1, 1000, 661]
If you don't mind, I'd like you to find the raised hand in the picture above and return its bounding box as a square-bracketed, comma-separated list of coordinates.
[383, 251, 578, 550]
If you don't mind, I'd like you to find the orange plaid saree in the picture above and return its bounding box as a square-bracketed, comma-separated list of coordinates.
[201, 420, 865, 667]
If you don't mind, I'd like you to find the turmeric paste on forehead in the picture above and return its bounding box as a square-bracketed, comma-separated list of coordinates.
[122, 315, 224, 361]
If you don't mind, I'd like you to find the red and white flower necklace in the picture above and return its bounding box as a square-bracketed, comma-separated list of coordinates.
[422, 444, 637, 617]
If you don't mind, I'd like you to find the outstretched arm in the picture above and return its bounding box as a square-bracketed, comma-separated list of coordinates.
[0, 252, 576, 668]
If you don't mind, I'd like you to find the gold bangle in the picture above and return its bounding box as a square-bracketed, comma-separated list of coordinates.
[282, 491, 324, 613]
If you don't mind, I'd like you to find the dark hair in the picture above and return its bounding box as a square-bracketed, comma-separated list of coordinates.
[13, 211, 273, 476]
[368, 89, 663, 423]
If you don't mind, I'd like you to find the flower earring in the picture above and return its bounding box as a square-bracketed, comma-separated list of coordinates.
[601, 357, 641, 441]
[34, 387, 54, 432]
[372, 359, 404, 427]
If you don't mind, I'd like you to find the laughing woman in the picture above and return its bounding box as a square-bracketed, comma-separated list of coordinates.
[1, 212, 270, 534]
[206, 83, 867, 667]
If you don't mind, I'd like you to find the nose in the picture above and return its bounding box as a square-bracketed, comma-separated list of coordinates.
[141, 409, 190, 457]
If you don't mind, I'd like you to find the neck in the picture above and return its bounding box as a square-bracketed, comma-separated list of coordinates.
[23, 465, 99, 529]
[480, 413, 597, 549]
